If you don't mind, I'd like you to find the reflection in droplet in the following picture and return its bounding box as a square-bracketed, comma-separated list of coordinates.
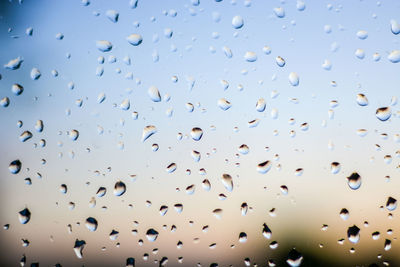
[376, 107, 391, 121]
[146, 229, 159, 242]
[347, 225, 360, 244]
[286, 248, 303, 267]
[257, 161, 272, 174]
[9, 160, 21, 174]
[190, 127, 203, 141]
[85, 217, 98, 231]
[347, 172, 361, 190]
[18, 208, 31, 224]
[114, 181, 126, 196]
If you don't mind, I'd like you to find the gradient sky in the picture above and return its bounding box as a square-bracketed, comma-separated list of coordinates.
[0, 0, 399, 266]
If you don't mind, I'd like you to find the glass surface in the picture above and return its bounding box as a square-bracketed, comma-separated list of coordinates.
[0, 0, 399, 266]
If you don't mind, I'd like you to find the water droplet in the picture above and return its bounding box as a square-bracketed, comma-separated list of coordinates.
[59, 184, 67, 194]
[126, 257, 135, 267]
[73, 239, 86, 259]
[217, 98, 232, 110]
[372, 231, 380, 240]
[286, 248, 303, 267]
[356, 30, 368, 39]
[11, 84, 23, 96]
[232, 15, 244, 29]
[106, 10, 119, 23]
[255, 98, 266, 112]
[30, 68, 41, 80]
[69, 130, 79, 141]
[9, 160, 21, 174]
[109, 229, 119, 240]
[18, 208, 31, 224]
[146, 228, 159, 242]
[190, 127, 203, 141]
[239, 232, 247, 243]
[221, 174, 233, 192]
[212, 208, 223, 219]
[85, 217, 98, 231]
[114, 181, 126, 196]
[355, 49, 365, 59]
[339, 208, 349, 220]
[19, 131, 32, 142]
[262, 223, 272, 239]
[222, 46, 233, 58]
[356, 94, 368, 106]
[4, 56, 23, 70]
[386, 197, 397, 211]
[166, 163, 177, 173]
[0, 97, 10, 107]
[238, 144, 249, 154]
[120, 99, 130, 110]
[288, 72, 299, 86]
[273, 7, 285, 18]
[257, 161, 272, 174]
[347, 172, 361, 190]
[384, 239, 392, 251]
[202, 179, 211, 191]
[388, 50, 400, 63]
[296, 1, 306, 11]
[191, 150, 201, 162]
[331, 162, 341, 174]
[185, 184, 195, 195]
[96, 40, 112, 52]
[159, 205, 168, 216]
[376, 107, 391, 121]
[391, 19, 400, 35]
[276, 56, 285, 67]
[174, 204, 183, 213]
[148, 86, 161, 102]
[244, 51, 257, 62]
[347, 225, 360, 244]
[248, 119, 260, 128]
[126, 34, 143, 46]
[96, 187, 107, 197]
[142, 125, 157, 142]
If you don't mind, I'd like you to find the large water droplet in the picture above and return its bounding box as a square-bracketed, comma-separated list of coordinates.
[141, 125, 157, 142]
[387, 50, 400, 63]
[148, 86, 161, 102]
[96, 40, 112, 52]
[73, 239, 86, 259]
[347, 225, 360, 244]
[286, 248, 303, 267]
[9, 160, 21, 174]
[347, 172, 361, 190]
[391, 19, 400, 34]
[232, 15, 244, 29]
[126, 34, 143, 46]
[190, 127, 203, 141]
[257, 161, 272, 174]
[221, 174, 233, 192]
[386, 197, 397, 211]
[376, 107, 391, 121]
[114, 181, 126, 196]
[146, 228, 159, 242]
[288, 72, 299, 86]
[19, 131, 32, 142]
[18, 208, 31, 224]
[85, 217, 98, 231]
[217, 98, 232, 110]
[4, 56, 23, 70]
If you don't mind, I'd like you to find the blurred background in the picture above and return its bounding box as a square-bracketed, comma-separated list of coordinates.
[0, 0, 399, 266]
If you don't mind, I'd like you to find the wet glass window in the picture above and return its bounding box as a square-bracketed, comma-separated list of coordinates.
[0, 0, 399, 266]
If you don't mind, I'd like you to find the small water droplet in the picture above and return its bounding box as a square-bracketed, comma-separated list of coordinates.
[85, 217, 98, 231]
[126, 34, 143, 46]
[239, 232, 247, 243]
[331, 162, 341, 174]
[232, 15, 244, 29]
[257, 161, 272, 174]
[166, 163, 177, 173]
[286, 248, 303, 267]
[386, 197, 397, 211]
[221, 174, 233, 192]
[114, 181, 126, 196]
[288, 72, 299, 86]
[73, 239, 86, 259]
[9, 160, 21, 174]
[391, 19, 400, 35]
[190, 127, 203, 141]
[148, 86, 161, 102]
[347, 225, 360, 243]
[106, 10, 119, 23]
[96, 40, 112, 52]
[347, 172, 361, 190]
[356, 94, 368, 106]
[69, 130, 79, 141]
[18, 208, 31, 224]
[376, 107, 391, 121]
[19, 131, 32, 142]
[146, 228, 159, 242]
[142, 125, 157, 142]
[217, 98, 232, 110]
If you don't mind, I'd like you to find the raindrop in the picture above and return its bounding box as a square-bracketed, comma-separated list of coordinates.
[96, 187, 107, 197]
[221, 174, 233, 192]
[217, 98, 232, 110]
[11, 84, 23, 96]
[288, 72, 299, 86]
[73, 239, 86, 259]
[4, 56, 23, 70]
[391, 19, 400, 35]
[244, 51, 257, 62]
[232, 15, 244, 29]
[9, 160, 21, 174]
[386, 197, 397, 211]
[347, 225, 360, 243]
[190, 127, 203, 141]
[30, 68, 41, 80]
[256, 98, 266, 112]
[96, 40, 112, 52]
[18, 208, 31, 224]
[340, 208, 349, 220]
[273, 7, 285, 18]
[159, 205, 168, 216]
[239, 232, 247, 243]
[376, 107, 391, 121]
[59, 184, 67, 194]
[331, 162, 341, 174]
[202, 179, 211, 191]
[19, 131, 32, 142]
[114, 181, 126, 196]
[238, 144, 249, 154]
[146, 229, 159, 242]
[142, 125, 157, 142]
[69, 130, 79, 141]
[262, 223, 272, 239]
[356, 94, 368, 106]
[148, 86, 161, 102]
[286, 249, 303, 267]
[106, 10, 119, 23]
[126, 34, 143, 46]
[257, 161, 272, 174]
[276, 56, 285, 67]
[347, 172, 361, 190]
[212, 208, 223, 219]
[388, 50, 400, 63]
[166, 163, 177, 173]
[356, 30, 368, 39]
[85, 217, 98, 231]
